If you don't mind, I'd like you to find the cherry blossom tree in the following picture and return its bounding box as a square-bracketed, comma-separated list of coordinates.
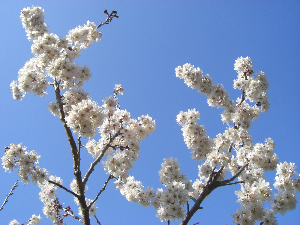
[2, 6, 299, 225]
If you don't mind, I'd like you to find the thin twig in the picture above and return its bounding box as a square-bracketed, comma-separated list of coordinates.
[97, 9, 119, 29]
[0, 180, 18, 211]
[48, 180, 79, 198]
[88, 175, 113, 210]
[94, 215, 101, 225]
[83, 130, 121, 186]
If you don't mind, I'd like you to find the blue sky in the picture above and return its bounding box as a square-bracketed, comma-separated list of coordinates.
[1, 1, 300, 224]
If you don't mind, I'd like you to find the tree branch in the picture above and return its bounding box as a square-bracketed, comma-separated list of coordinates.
[97, 9, 118, 29]
[53, 80, 90, 224]
[180, 163, 248, 225]
[83, 130, 121, 186]
[0, 180, 18, 211]
[48, 180, 79, 198]
[214, 163, 248, 187]
[94, 215, 101, 225]
[88, 175, 113, 210]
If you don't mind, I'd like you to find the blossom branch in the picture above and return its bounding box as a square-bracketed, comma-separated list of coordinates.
[0, 180, 18, 211]
[54, 79, 90, 224]
[83, 130, 121, 186]
[214, 163, 248, 188]
[181, 164, 248, 225]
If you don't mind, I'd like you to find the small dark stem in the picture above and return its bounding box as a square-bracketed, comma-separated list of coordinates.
[0, 180, 18, 211]
[48, 180, 79, 198]
[97, 10, 118, 29]
[83, 130, 121, 186]
[88, 175, 113, 210]
[224, 181, 244, 186]
[94, 215, 101, 225]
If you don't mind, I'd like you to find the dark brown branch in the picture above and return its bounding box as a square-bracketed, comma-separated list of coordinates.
[88, 175, 113, 210]
[54, 80, 90, 225]
[214, 163, 248, 187]
[48, 180, 79, 198]
[180, 163, 248, 225]
[94, 215, 101, 225]
[78, 136, 82, 173]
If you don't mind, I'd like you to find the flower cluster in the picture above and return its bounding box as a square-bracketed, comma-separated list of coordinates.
[48, 88, 90, 117]
[175, 57, 299, 224]
[154, 158, 191, 221]
[175, 63, 232, 109]
[115, 176, 155, 207]
[176, 57, 269, 130]
[20, 6, 49, 40]
[9, 214, 42, 225]
[66, 99, 105, 139]
[272, 162, 300, 216]
[2, 143, 49, 184]
[38, 177, 65, 224]
[233, 178, 273, 224]
[101, 112, 156, 177]
[234, 57, 269, 112]
[176, 109, 213, 161]
[11, 6, 101, 100]
[114, 157, 191, 222]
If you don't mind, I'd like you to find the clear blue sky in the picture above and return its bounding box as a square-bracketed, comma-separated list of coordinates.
[1, 1, 300, 224]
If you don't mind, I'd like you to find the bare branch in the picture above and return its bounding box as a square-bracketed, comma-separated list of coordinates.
[97, 9, 119, 29]
[0, 180, 18, 211]
[48, 180, 79, 198]
[94, 215, 101, 225]
[88, 175, 113, 210]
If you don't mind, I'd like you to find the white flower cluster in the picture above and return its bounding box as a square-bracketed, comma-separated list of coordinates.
[11, 6, 101, 100]
[154, 158, 191, 221]
[67, 21, 102, 49]
[101, 112, 156, 177]
[234, 56, 254, 76]
[65, 99, 105, 139]
[2, 144, 72, 224]
[114, 84, 124, 95]
[9, 214, 42, 225]
[114, 157, 191, 222]
[11, 57, 48, 100]
[20, 6, 49, 40]
[48, 88, 90, 117]
[38, 176, 65, 224]
[175, 57, 299, 224]
[176, 57, 270, 130]
[2, 143, 49, 184]
[175, 63, 231, 109]
[234, 57, 269, 112]
[176, 109, 213, 161]
[272, 162, 300, 216]
[233, 178, 273, 224]
[115, 176, 155, 207]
